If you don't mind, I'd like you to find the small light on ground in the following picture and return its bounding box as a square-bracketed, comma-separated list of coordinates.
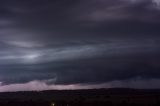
[51, 103, 55, 106]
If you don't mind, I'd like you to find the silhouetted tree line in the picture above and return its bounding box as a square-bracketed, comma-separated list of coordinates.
[0, 89, 160, 106]
[0, 101, 50, 106]
[0, 100, 159, 106]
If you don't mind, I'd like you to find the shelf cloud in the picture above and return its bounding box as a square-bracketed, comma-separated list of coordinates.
[0, 0, 160, 91]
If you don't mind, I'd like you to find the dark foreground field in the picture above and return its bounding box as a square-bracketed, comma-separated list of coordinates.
[0, 88, 160, 106]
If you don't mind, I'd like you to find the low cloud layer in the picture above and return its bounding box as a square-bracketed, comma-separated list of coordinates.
[0, 78, 160, 92]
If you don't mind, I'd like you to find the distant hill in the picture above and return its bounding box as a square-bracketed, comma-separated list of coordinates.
[0, 88, 160, 106]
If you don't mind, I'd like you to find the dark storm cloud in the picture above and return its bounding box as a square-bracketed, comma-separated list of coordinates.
[0, 39, 160, 85]
[0, 0, 160, 90]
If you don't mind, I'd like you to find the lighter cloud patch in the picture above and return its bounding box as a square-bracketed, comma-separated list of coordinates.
[73, 0, 130, 22]
[0, 39, 157, 65]
[22, 53, 42, 63]
[0, 44, 105, 64]
[0, 80, 111, 92]
[128, 0, 160, 9]
[6, 41, 43, 48]
[152, 0, 160, 8]
[0, 78, 160, 92]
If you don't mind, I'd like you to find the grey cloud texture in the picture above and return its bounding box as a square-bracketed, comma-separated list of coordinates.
[0, 0, 160, 91]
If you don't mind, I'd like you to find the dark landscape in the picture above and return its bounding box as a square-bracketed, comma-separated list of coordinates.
[0, 88, 160, 106]
[0, 0, 160, 106]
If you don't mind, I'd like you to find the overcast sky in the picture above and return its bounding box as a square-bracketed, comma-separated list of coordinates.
[0, 0, 160, 92]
